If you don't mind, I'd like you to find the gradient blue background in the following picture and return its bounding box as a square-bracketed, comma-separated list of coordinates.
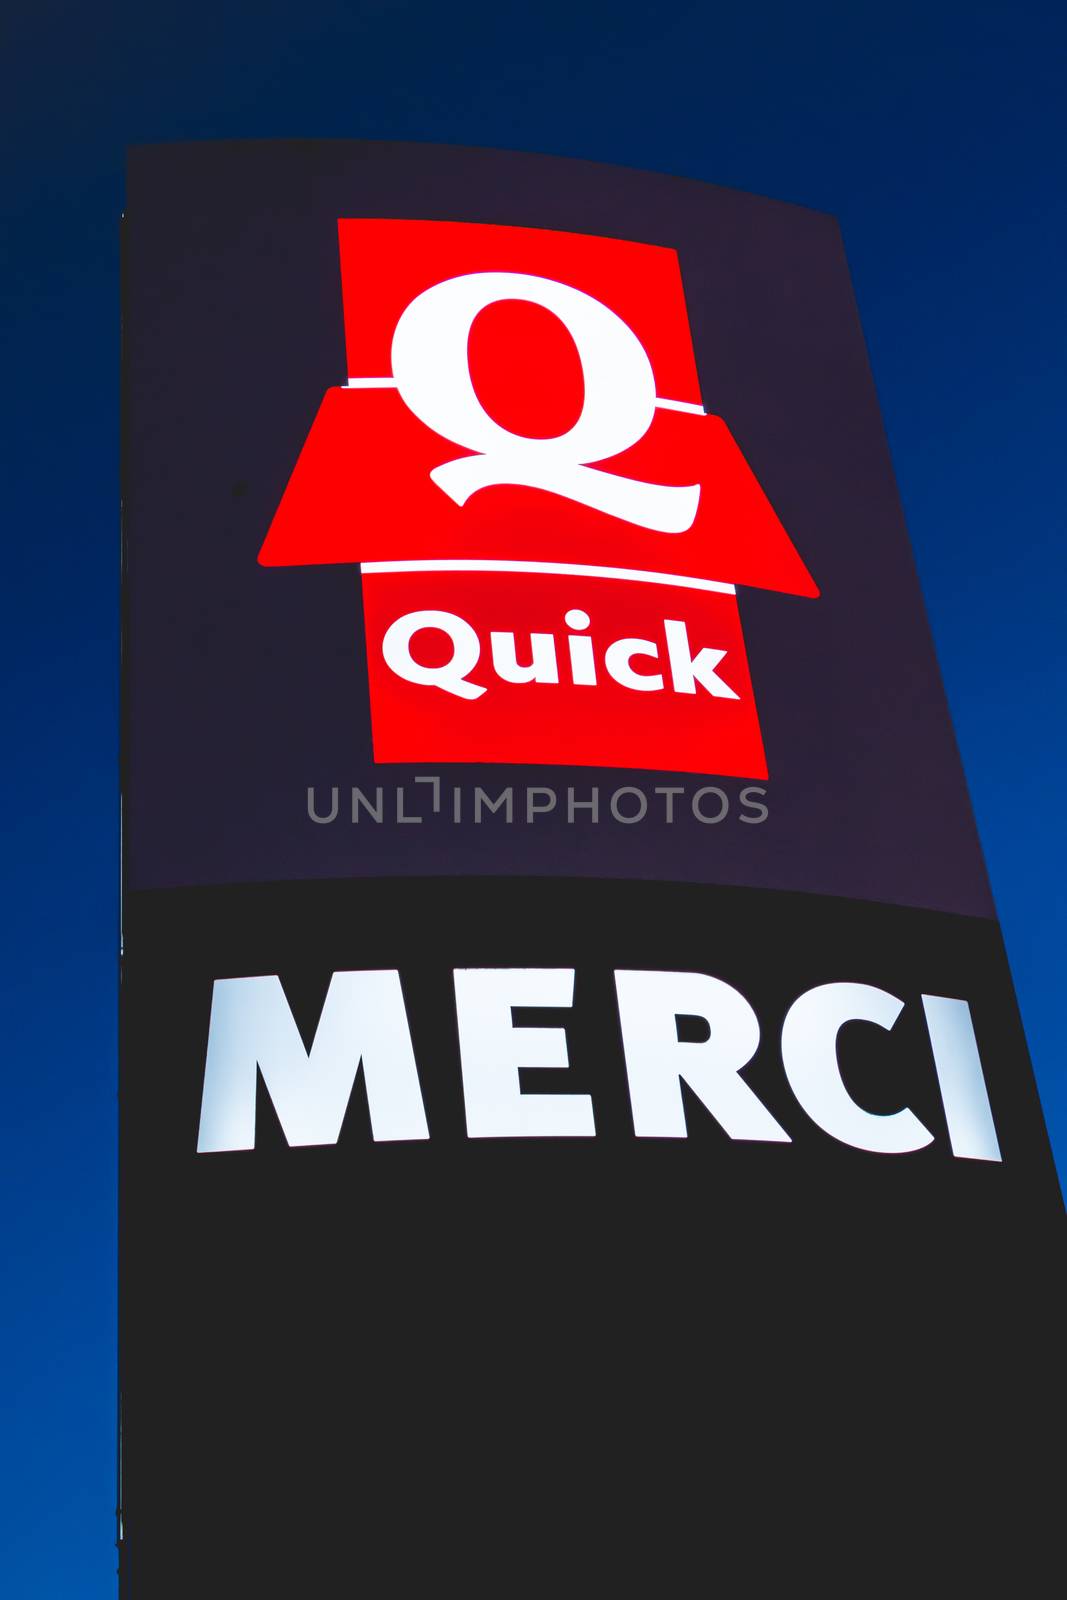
[2, 2, 1063, 1591]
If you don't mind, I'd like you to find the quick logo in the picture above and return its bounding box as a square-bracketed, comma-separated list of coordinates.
[260, 220, 819, 776]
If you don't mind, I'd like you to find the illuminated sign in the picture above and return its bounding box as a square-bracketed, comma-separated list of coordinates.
[119, 143, 1062, 1599]
[260, 222, 818, 776]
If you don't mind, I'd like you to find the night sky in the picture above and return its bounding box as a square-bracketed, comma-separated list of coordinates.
[3, 3, 1064, 1592]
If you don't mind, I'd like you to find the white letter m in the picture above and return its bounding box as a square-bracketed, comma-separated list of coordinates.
[196, 972, 429, 1152]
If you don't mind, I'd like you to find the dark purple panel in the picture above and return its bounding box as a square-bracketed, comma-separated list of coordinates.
[122, 140, 991, 915]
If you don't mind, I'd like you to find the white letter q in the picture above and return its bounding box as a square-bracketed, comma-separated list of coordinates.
[381, 609, 486, 700]
[390, 271, 700, 534]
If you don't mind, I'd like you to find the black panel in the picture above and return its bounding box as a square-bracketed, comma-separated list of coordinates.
[120, 876, 1063, 1593]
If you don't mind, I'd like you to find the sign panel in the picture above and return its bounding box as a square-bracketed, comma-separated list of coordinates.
[121, 142, 1062, 1593]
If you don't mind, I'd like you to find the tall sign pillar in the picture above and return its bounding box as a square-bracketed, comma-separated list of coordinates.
[121, 141, 1063, 1594]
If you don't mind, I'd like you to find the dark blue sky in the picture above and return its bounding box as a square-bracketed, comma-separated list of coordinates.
[2, 2, 1064, 1592]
